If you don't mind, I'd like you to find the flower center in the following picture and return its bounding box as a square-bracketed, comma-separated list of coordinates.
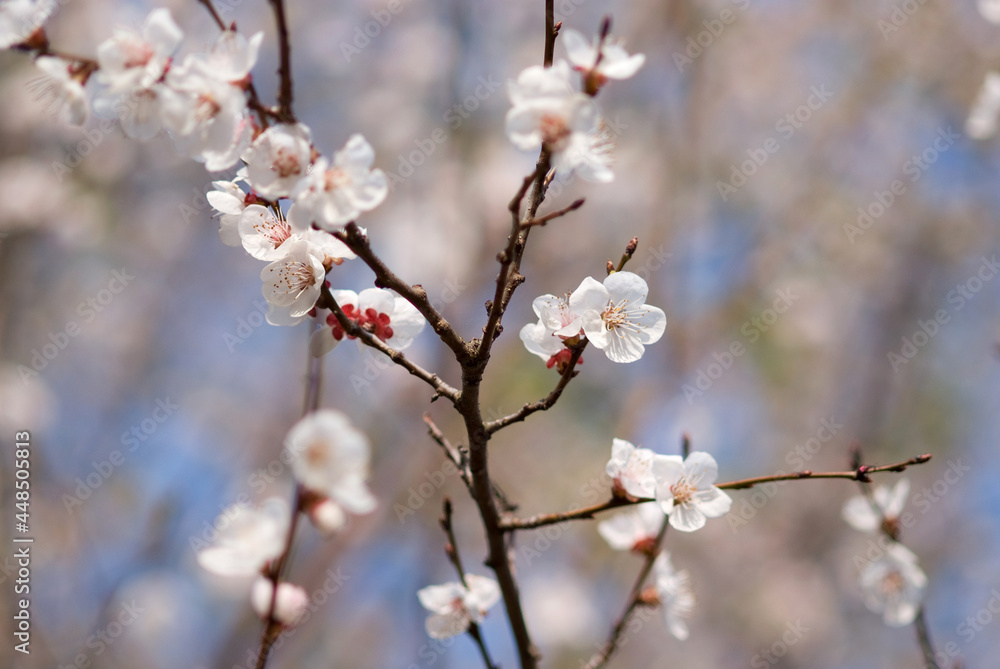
[670, 479, 696, 505]
[882, 570, 905, 596]
[272, 147, 303, 179]
[324, 167, 352, 191]
[122, 39, 154, 69]
[304, 440, 328, 469]
[195, 93, 222, 122]
[601, 299, 644, 336]
[539, 113, 571, 149]
[328, 305, 393, 342]
[253, 216, 291, 249]
[274, 260, 317, 298]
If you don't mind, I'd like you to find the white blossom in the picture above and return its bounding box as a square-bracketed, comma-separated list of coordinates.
[858, 543, 927, 627]
[306, 497, 347, 535]
[239, 205, 293, 261]
[310, 288, 425, 357]
[31, 56, 88, 125]
[519, 293, 583, 367]
[966, 72, 1000, 140]
[562, 28, 645, 85]
[652, 552, 695, 641]
[0, 0, 56, 49]
[162, 58, 249, 169]
[260, 239, 326, 317]
[285, 410, 376, 516]
[842, 479, 910, 533]
[505, 60, 612, 182]
[199, 29, 263, 83]
[288, 134, 388, 231]
[569, 271, 666, 363]
[251, 578, 309, 627]
[207, 169, 251, 247]
[417, 574, 501, 639]
[979, 0, 1000, 24]
[597, 502, 663, 552]
[653, 451, 732, 532]
[605, 438, 657, 499]
[197, 498, 289, 577]
[245, 123, 313, 199]
[94, 8, 183, 140]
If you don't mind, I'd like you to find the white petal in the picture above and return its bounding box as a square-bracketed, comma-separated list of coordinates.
[418, 582, 465, 614]
[682, 452, 719, 488]
[426, 611, 470, 639]
[693, 487, 731, 518]
[668, 503, 707, 532]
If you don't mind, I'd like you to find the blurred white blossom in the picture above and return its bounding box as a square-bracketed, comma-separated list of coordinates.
[858, 543, 927, 627]
[286, 409, 376, 516]
[417, 574, 500, 639]
[197, 498, 289, 577]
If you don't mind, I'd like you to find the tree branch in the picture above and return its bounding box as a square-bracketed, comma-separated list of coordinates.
[520, 197, 585, 229]
[319, 286, 460, 404]
[583, 517, 669, 669]
[485, 341, 586, 435]
[333, 224, 469, 361]
[254, 340, 324, 669]
[500, 455, 933, 531]
[267, 0, 295, 121]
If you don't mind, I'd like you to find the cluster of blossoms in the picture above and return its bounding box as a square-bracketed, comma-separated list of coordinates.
[520, 271, 666, 366]
[841, 480, 928, 627]
[196, 410, 377, 626]
[4, 3, 414, 354]
[594, 439, 731, 640]
[505, 28, 644, 182]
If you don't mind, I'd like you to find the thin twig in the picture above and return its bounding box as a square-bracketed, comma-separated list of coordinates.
[442, 498, 498, 669]
[485, 341, 585, 435]
[423, 413, 472, 491]
[520, 197, 585, 229]
[254, 343, 324, 669]
[319, 286, 460, 403]
[849, 446, 939, 668]
[333, 224, 469, 361]
[267, 0, 295, 121]
[500, 455, 933, 531]
[915, 608, 941, 669]
[195, 0, 226, 30]
[584, 516, 669, 669]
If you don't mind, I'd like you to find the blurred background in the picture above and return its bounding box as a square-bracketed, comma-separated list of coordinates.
[1, 0, 999, 666]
